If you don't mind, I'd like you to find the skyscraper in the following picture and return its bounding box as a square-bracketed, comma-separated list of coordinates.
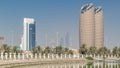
[21, 18, 36, 51]
[80, 3, 95, 48]
[79, 3, 104, 48]
[95, 7, 104, 49]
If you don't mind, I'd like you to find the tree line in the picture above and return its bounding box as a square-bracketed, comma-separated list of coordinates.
[0, 44, 120, 57]
[79, 44, 120, 57]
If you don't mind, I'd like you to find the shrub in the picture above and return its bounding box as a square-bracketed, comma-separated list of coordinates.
[86, 56, 93, 60]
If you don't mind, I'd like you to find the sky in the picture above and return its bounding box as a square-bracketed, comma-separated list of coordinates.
[0, 0, 120, 49]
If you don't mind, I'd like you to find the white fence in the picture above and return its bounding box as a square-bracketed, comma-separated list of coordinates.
[0, 53, 119, 60]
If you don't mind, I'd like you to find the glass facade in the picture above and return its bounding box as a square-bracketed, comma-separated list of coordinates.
[29, 23, 36, 50]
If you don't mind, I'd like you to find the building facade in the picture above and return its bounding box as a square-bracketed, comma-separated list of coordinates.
[21, 18, 36, 51]
[79, 3, 104, 49]
[95, 7, 104, 49]
[80, 3, 95, 48]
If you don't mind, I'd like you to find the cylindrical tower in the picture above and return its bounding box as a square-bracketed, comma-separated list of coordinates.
[80, 3, 95, 48]
[95, 7, 104, 49]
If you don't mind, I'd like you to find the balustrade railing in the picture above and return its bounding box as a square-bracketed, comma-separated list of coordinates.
[0, 53, 119, 60]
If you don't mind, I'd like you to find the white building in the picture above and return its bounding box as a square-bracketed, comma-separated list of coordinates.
[21, 18, 36, 51]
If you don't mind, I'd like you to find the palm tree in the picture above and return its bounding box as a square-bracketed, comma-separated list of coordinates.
[53, 46, 63, 55]
[0, 44, 12, 54]
[111, 47, 120, 57]
[12, 46, 18, 53]
[17, 50, 23, 54]
[87, 46, 97, 55]
[97, 47, 110, 57]
[7, 46, 12, 54]
[112, 47, 118, 55]
[1, 44, 8, 53]
[36, 46, 42, 53]
[31, 47, 37, 54]
[63, 48, 69, 54]
[68, 50, 73, 55]
[79, 44, 87, 55]
[43, 46, 52, 54]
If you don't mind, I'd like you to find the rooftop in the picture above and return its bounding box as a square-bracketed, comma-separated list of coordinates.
[81, 3, 93, 13]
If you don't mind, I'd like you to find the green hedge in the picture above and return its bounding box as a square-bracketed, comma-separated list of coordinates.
[86, 56, 93, 60]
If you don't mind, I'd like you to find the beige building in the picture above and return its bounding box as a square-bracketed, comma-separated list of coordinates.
[80, 3, 95, 48]
[0, 37, 4, 48]
[79, 3, 104, 49]
[95, 7, 104, 49]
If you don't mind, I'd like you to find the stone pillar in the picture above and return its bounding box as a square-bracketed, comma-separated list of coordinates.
[1, 53, 3, 60]
[82, 65, 84, 68]
[48, 54, 50, 59]
[56, 54, 59, 59]
[35, 53, 37, 59]
[9, 53, 12, 60]
[26, 54, 29, 59]
[18, 53, 20, 60]
[82, 54, 84, 58]
[115, 54, 116, 58]
[108, 63, 110, 68]
[97, 62, 100, 68]
[104, 54, 106, 58]
[5, 53, 8, 60]
[77, 64, 79, 68]
[39, 53, 41, 59]
[69, 54, 71, 59]
[110, 62, 113, 68]
[43, 54, 45, 59]
[31, 54, 33, 59]
[14, 53, 16, 60]
[22, 53, 24, 60]
[60, 54, 62, 59]
[100, 55, 104, 58]
[86, 65, 88, 68]
[73, 54, 76, 59]
[89, 65, 92, 68]
[86, 54, 88, 57]
[52, 54, 54, 60]
[65, 54, 66, 59]
[90, 54, 92, 57]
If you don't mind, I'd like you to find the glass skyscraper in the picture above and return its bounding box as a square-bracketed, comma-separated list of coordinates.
[21, 18, 36, 51]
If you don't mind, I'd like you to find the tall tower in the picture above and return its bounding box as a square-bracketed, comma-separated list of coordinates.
[79, 3, 104, 49]
[22, 18, 36, 51]
[80, 3, 95, 48]
[95, 7, 104, 49]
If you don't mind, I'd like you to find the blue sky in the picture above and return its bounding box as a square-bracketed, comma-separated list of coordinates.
[0, 0, 120, 49]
